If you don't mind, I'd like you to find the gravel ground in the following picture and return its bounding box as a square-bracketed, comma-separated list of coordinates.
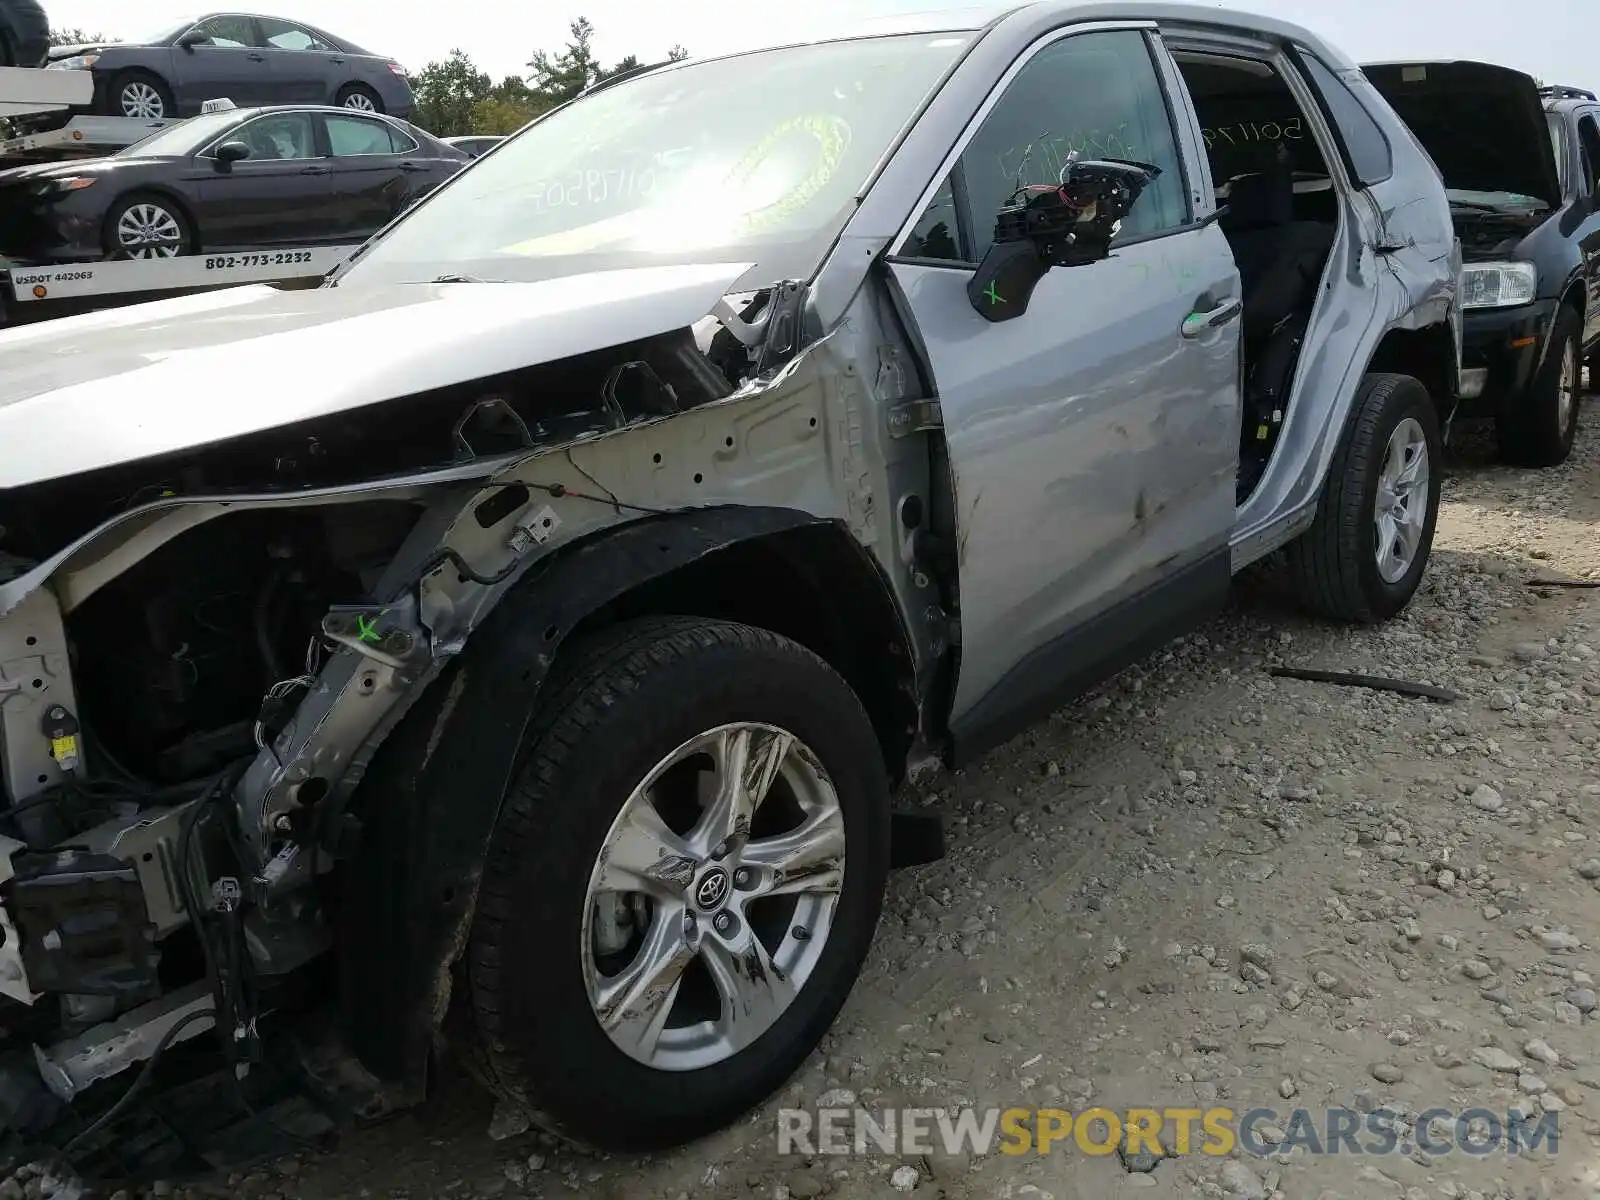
[14, 386, 1600, 1200]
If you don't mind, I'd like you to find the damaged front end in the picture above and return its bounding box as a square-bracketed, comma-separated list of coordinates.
[0, 266, 895, 1180]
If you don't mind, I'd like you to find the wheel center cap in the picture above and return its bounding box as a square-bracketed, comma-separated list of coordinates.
[693, 866, 731, 911]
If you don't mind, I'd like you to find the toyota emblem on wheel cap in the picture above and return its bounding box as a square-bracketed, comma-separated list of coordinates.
[695, 867, 731, 911]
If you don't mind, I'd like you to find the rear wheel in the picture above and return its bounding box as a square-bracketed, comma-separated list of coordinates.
[108, 70, 174, 120]
[1496, 304, 1581, 467]
[1288, 372, 1442, 623]
[102, 193, 193, 260]
[335, 83, 383, 113]
[464, 616, 891, 1150]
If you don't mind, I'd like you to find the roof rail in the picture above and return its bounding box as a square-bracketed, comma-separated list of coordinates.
[1537, 84, 1597, 101]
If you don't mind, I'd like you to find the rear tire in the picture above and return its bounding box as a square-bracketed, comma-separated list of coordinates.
[335, 83, 383, 114]
[1495, 304, 1581, 467]
[1287, 372, 1442, 623]
[464, 616, 891, 1151]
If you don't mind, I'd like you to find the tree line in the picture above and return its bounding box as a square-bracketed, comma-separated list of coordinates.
[411, 18, 687, 137]
[3, 20, 677, 140]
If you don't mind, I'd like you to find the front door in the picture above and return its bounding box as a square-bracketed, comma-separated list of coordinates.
[173, 14, 273, 110]
[195, 111, 332, 247]
[884, 25, 1241, 758]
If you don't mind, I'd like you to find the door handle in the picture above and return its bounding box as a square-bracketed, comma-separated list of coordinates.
[328, 56, 345, 64]
[247, 51, 265, 61]
[1181, 297, 1243, 338]
[399, 160, 424, 172]
[300, 165, 330, 175]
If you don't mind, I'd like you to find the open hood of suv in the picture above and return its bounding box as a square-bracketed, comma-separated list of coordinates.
[1362, 60, 1562, 210]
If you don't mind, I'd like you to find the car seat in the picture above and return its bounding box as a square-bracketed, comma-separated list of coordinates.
[1219, 164, 1335, 499]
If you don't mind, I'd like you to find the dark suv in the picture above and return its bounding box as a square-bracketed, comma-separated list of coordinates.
[1366, 63, 1600, 467]
[0, 0, 50, 67]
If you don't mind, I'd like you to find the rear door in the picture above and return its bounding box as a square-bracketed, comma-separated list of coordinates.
[255, 16, 341, 104]
[884, 23, 1241, 755]
[1576, 110, 1600, 352]
[319, 112, 421, 237]
[194, 110, 332, 247]
[172, 14, 274, 109]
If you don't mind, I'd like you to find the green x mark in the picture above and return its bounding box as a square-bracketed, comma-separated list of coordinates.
[355, 614, 382, 644]
[984, 281, 1004, 306]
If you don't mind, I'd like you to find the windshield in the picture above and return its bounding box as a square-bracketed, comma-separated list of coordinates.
[116, 110, 243, 158]
[336, 33, 973, 288]
[1548, 112, 1569, 196]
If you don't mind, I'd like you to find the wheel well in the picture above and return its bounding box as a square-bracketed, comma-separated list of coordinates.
[1366, 323, 1456, 417]
[567, 524, 920, 784]
[1560, 279, 1586, 322]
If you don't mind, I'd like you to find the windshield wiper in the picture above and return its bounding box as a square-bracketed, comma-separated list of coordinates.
[431, 272, 494, 283]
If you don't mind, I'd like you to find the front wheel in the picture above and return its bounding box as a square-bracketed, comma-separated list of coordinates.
[1496, 304, 1581, 467]
[1287, 372, 1442, 623]
[107, 70, 174, 119]
[464, 616, 891, 1150]
[102, 193, 193, 260]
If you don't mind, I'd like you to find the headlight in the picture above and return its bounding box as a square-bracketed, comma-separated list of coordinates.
[46, 54, 99, 71]
[1460, 261, 1537, 310]
[30, 177, 98, 195]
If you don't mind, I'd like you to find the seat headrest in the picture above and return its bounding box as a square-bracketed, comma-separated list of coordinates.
[1224, 171, 1294, 229]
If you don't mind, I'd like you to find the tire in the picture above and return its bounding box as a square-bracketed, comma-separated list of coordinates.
[1287, 372, 1442, 623]
[101, 193, 194, 260]
[464, 616, 891, 1151]
[107, 70, 174, 120]
[335, 83, 383, 114]
[1495, 304, 1581, 467]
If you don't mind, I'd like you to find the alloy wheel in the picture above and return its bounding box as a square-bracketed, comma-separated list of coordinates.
[581, 722, 846, 1072]
[115, 203, 183, 259]
[1373, 416, 1430, 585]
[120, 81, 165, 119]
[343, 92, 377, 111]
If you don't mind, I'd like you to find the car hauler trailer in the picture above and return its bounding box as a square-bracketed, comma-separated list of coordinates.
[0, 83, 361, 328]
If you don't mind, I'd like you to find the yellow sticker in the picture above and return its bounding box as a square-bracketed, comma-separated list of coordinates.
[50, 734, 79, 767]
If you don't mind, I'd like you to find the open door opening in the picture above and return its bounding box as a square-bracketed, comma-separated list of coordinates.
[1171, 51, 1342, 504]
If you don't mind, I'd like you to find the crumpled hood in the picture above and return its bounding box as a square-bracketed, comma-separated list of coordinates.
[0, 261, 753, 490]
[1363, 60, 1563, 209]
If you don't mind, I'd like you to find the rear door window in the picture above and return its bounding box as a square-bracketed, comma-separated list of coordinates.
[327, 115, 413, 156]
[1296, 51, 1394, 186]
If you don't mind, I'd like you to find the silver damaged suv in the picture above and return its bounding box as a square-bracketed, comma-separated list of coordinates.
[0, 1, 1458, 1177]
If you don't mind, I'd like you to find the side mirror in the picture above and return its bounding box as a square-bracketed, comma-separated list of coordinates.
[176, 29, 207, 49]
[967, 158, 1160, 323]
[214, 140, 251, 165]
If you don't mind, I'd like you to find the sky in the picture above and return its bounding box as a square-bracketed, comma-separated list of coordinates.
[41, 0, 1596, 93]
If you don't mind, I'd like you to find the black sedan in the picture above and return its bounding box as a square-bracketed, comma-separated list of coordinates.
[44, 12, 414, 122]
[0, 102, 466, 261]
